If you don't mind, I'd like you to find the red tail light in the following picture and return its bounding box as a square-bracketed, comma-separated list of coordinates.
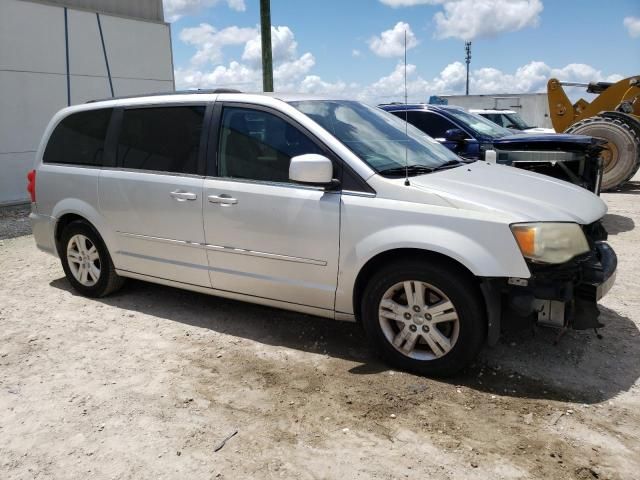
[27, 169, 36, 202]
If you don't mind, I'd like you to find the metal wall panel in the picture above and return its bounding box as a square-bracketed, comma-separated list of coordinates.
[100, 14, 173, 81]
[68, 9, 106, 76]
[0, 0, 66, 73]
[20, 0, 165, 22]
[0, 0, 174, 204]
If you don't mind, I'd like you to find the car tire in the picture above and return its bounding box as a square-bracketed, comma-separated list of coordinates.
[59, 220, 124, 298]
[361, 259, 486, 377]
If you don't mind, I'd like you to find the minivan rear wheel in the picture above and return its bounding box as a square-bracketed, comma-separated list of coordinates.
[361, 260, 485, 377]
[60, 221, 124, 297]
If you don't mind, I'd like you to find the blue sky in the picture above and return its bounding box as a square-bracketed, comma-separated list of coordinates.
[165, 0, 640, 103]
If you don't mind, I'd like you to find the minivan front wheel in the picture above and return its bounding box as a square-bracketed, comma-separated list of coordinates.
[361, 260, 485, 377]
[60, 221, 124, 297]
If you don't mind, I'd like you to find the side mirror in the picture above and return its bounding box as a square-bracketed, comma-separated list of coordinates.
[444, 128, 467, 142]
[289, 154, 334, 186]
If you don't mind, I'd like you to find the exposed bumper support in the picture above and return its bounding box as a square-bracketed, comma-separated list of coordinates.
[481, 241, 617, 343]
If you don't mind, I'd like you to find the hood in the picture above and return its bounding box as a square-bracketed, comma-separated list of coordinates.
[523, 127, 556, 134]
[492, 133, 599, 151]
[410, 161, 607, 224]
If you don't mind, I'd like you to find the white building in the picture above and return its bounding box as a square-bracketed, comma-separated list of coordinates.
[0, 0, 175, 205]
[439, 93, 552, 130]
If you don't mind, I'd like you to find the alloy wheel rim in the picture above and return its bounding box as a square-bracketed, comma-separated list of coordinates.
[67, 234, 101, 287]
[378, 280, 459, 361]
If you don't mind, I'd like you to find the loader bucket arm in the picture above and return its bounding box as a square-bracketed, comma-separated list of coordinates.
[547, 76, 640, 133]
[547, 78, 575, 132]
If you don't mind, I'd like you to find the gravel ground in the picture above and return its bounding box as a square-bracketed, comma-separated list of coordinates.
[0, 204, 31, 240]
[1, 177, 639, 479]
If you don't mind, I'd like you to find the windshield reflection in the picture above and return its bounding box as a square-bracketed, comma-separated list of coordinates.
[289, 100, 461, 175]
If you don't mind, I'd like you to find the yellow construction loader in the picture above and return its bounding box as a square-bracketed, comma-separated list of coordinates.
[547, 76, 640, 190]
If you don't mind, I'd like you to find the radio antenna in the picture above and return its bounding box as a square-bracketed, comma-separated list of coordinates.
[403, 29, 410, 186]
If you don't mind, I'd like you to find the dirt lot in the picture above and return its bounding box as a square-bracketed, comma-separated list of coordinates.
[1, 178, 640, 480]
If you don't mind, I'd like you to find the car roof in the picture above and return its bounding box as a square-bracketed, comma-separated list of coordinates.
[84, 90, 344, 107]
[378, 103, 466, 113]
[469, 109, 517, 114]
[52, 90, 351, 119]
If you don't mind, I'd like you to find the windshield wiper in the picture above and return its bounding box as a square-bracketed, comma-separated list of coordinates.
[431, 159, 469, 171]
[378, 165, 435, 177]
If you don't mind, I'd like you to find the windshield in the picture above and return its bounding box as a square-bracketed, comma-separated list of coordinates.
[445, 108, 512, 138]
[288, 100, 461, 175]
[503, 113, 532, 129]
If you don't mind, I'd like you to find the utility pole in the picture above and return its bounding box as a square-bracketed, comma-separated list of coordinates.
[465, 41, 471, 96]
[260, 0, 274, 92]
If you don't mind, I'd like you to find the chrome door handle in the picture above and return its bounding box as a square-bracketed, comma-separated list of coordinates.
[170, 190, 197, 201]
[208, 194, 238, 205]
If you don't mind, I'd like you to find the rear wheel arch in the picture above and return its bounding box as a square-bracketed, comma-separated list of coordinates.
[57, 217, 124, 297]
[54, 213, 101, 255]
[352, 248, 482, 321]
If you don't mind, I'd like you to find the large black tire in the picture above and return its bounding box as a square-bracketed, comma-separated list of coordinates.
[360, 259, 486, 377]
[566, 115, 640, 191]
[59, 220, 124, 298]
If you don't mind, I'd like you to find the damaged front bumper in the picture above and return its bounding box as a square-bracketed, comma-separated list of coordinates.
[482, 237, 617, 345]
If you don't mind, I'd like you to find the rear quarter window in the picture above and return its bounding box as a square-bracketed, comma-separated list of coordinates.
[116, 106, 205, 175]
[43, 109, 112, 166]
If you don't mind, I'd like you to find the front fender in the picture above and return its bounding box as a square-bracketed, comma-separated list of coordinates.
[354, 224, 526, 277]
[334, 198, 530, 314]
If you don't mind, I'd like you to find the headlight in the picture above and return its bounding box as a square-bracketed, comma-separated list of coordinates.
[510, 222, 590, 264]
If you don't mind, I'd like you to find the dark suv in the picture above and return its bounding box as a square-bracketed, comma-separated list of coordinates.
[379, 103, 604, 194]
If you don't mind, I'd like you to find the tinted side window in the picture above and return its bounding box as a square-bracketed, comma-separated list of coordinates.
[402, 111, 459, 139]
[117, 106, 205, 174]
[218, 107, 323, 183]
[43, 109, 112, 166]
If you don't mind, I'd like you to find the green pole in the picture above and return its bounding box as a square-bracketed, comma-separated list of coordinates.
[260, 0, 274, 92]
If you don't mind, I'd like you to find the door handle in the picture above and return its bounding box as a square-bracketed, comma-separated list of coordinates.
[170, 190, 197, 201]
[208, 194, 238, 205]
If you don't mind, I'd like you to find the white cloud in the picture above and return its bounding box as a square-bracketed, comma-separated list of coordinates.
[164, 0, 246, 22]
[368, 22, 418, 57]
[175, 61, 259, 89]
[469, 62, 622, 95]
[378, 0, 543, 40]
[176, 58, 621, 105]
[352, 49, 361, 57]
[242, 26, 300, 65]
[176, 24, 315, 91]
[274, 52, 316, 89]
[434, 0, 543, 40]
[299, 76, 354, 96]
[179, 23, 257, 65]
[174, 20, 620, 107]
[355, 60, 622, 104]
[624, 16, 640, 38]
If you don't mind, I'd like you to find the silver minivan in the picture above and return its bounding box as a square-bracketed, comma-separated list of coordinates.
[29, 91, 617, 376]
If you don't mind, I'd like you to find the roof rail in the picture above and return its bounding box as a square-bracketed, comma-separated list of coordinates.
[85, 88, 242, 104]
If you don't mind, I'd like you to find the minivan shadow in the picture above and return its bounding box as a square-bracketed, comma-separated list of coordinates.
[467, 305, 640, 403]
[610, 180, 640, 195]
[602, 213, 635, 235]
[50, 278, 640, 404]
